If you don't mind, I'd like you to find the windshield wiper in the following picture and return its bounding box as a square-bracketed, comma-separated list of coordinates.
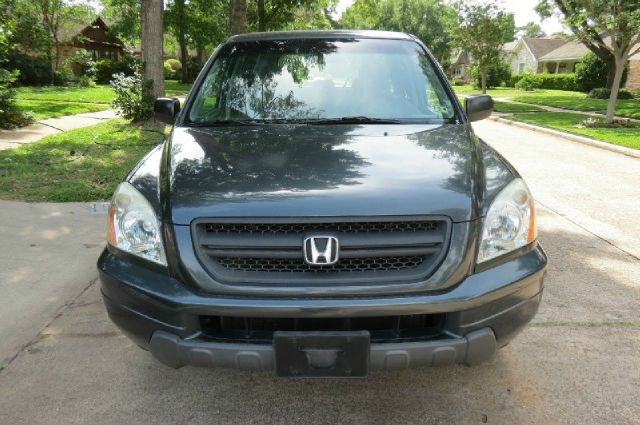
[301, 116, 403, 125]
[186, 119, 265, 127]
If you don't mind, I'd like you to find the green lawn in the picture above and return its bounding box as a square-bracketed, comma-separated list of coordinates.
[14, 81, 192, 121]
[0, 119, 165, 202]
[15, 85, 115, 104]
[506, 112, 640, 150]
[16, 100, 109, 120]
[493, 101, 546, 113]
[455, 86, 640, 119]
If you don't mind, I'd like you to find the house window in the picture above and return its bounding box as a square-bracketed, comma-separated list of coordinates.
[518, 63, 525, 73]
[455, 66, 463, 77]
[558, 63, 568, 73]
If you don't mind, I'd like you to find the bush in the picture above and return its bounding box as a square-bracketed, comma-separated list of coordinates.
[75, 75, 96, 87]
[512, 73, 579, 91]
[515, 73, 541, 91]
[95, 55, 138, 84]
[52, 66, 76, 86]
[470, 61, 511, 89]
[575, 52, 628, 92]
[70, 50, 96, 80]
[110, 66, 154, 122]
[587, 87, 634, 100]
[5, 52, 54, 85]
[536, 73, 578, 91]
[451, 78, 466, 86]
[0, 69, 34, 129]
[164, 59, 182, 79]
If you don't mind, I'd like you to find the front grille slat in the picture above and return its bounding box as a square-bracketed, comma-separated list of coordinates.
[192, 217, 450, 285]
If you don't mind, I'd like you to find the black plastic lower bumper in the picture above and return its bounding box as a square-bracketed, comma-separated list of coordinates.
[99, 246, 546, 370]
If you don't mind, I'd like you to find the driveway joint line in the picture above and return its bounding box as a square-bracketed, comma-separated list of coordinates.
[537, 200, 640, 262]
[0, 277, 99, 376]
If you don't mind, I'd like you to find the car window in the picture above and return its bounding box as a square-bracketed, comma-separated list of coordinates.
[187, 38, 456, 123]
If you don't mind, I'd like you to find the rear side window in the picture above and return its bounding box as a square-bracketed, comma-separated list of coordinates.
[187, 38, 456, 123]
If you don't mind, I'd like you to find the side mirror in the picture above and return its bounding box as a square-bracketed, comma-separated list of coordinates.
[465, 95, 493, 122]
[154, 98, 181, 124]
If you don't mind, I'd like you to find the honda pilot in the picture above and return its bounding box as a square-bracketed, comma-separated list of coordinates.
[98, 30, 547, 377]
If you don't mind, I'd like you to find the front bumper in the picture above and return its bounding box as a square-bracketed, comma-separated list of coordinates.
[99, 245, 546, 370]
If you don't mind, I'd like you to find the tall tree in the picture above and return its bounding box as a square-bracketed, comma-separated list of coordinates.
[454, 1, 515, 94]
[165, 0, 189, 83]
[102, 0, 141, 45]
[537, 0, 640, 123]
[339, 0, 458, 64]
[519, 21, 546, 38]
[141, 0, 164, 98]
[230, 0, 247, 34]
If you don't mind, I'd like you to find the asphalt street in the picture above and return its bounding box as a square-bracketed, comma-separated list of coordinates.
[0, 120, 639, 424]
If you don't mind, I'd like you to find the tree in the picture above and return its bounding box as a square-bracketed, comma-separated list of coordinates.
[339, 0, 459, 64]
[102, 0, 141, 45]
[455, 1, 515, 94]
[230, 0, 247, 34]
[248, 0, 329, 32]
[165, 0, 189, 83]
[537, 0, 640, 123]
[519, 21, 545, 38]
[141, 0, 164, 98]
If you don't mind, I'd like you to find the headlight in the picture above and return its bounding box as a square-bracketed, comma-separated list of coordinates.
[107, 182, 166, 265]
[477, 178, 536, 264]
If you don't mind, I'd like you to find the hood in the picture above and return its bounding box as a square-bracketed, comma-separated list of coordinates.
[164, 124, 483, 225]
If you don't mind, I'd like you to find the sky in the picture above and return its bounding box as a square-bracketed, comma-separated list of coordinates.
[333, 0, 567, 36]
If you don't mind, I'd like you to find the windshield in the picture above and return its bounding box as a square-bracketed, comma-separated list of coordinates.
[187, 38, 457, 124]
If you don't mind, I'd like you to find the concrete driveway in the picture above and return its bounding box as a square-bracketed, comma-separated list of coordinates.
[0, 120, 639, 424]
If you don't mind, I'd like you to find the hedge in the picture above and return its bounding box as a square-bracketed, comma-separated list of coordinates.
[509, 73, 579, 91]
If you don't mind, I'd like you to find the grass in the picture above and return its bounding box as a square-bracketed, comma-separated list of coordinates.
[0, 119, 165, 202]
[13, 81, 192, 121]
[15, 85, 115, 104]
[493, 101, 546, 113]
[506, 112, 640, 150]
[16, 100, 109, 120]
[454, 85, 640, 119]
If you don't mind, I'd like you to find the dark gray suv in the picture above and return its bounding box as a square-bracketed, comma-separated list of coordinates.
[98, 30, 546, 377]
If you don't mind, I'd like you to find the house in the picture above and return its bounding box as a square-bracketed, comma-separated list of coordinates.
[507, 37, 567, 74]
[449, 51, 472, 83]
[56, 17, 125, 67]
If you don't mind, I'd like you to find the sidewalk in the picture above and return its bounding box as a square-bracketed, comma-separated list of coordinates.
[0, 109, 118, 151]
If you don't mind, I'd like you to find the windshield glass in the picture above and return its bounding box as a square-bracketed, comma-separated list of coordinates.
[187, 38, 456, 124]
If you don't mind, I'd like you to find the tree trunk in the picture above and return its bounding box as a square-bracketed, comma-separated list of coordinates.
[257, 0, 267, 32]
[605, 56, 617, 89]
[142, 0, 165, 98]
[605, 53, 627, 123]
[175, 0, 189, 84]
[481, 70, 487, 94]
[230, 0, 247, 35]
[179, 39, 189, 83]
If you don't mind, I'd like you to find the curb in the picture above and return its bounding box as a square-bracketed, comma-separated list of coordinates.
[489, 115, 640, 160]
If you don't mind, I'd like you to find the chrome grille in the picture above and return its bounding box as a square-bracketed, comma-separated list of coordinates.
[192, 217, 450, 285]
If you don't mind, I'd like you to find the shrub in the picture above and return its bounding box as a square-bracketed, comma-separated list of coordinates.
[512, 73, 578, 91]
[70, 50, 96, 80]
[95, 55, 137, 84]
[0, 69, 34, 129]
[515, 73, 541, 91]
[52, 66, 76, 86]
[6, 52, 54, 85]
[470, 60, 511, 89]
[451, 78, 466, 86]
[587, 87, 634, 99]
[164, 59, 182, 79]
[75, 75, 96, 87]
[575, 52, 628, 92]
[110, 66, 154, 122]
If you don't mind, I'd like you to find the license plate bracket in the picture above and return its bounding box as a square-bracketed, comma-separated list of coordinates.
[273, 331, 370, 378]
